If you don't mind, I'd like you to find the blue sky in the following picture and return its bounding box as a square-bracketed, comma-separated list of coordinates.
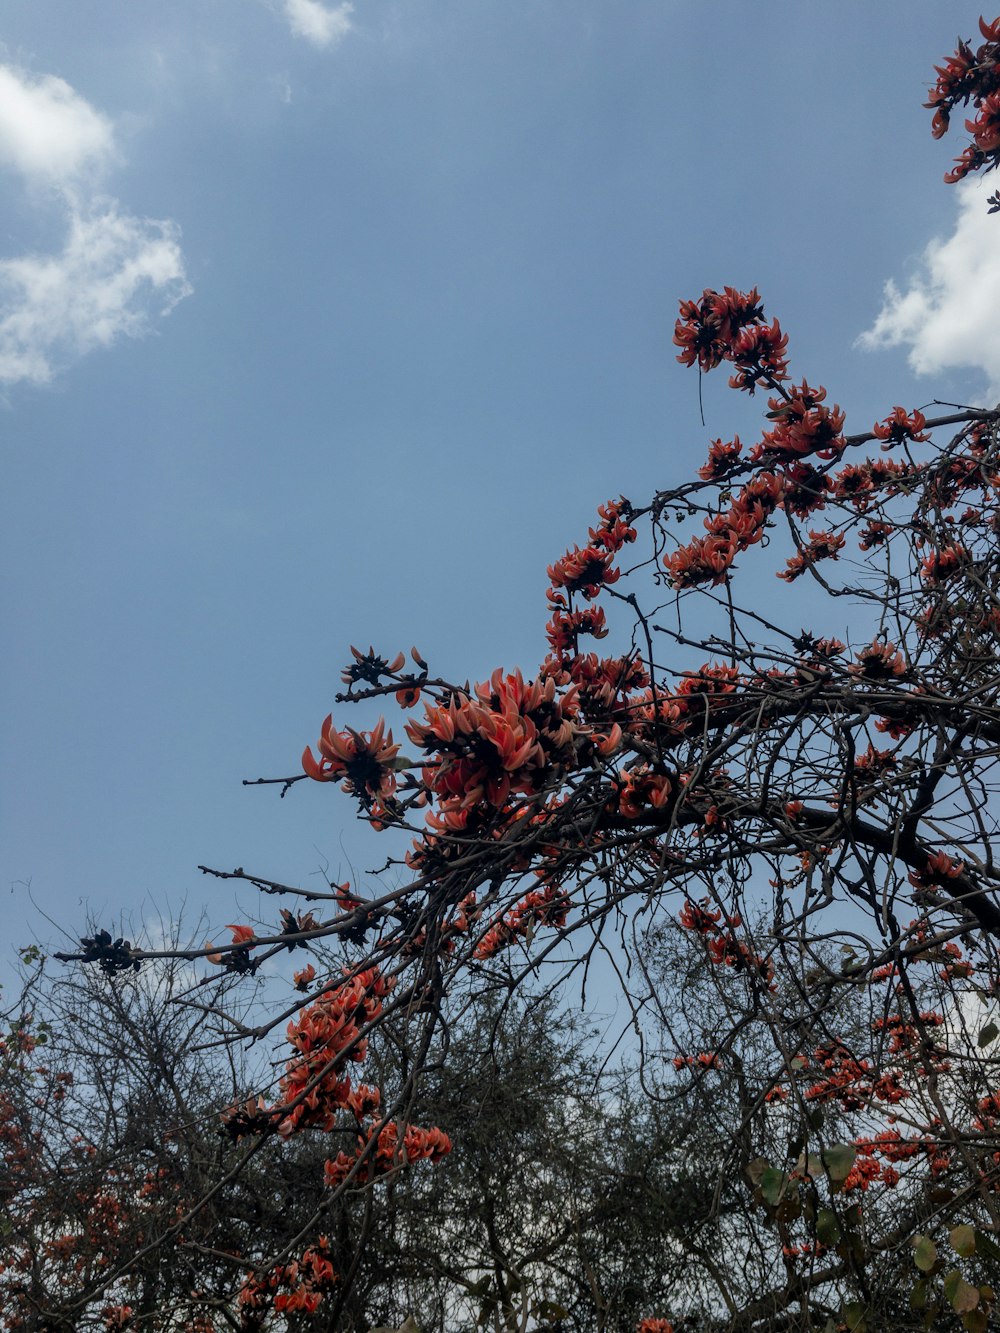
[2, 2, 999, 967]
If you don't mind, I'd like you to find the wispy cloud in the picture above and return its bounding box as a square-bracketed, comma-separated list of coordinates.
[0, 64, 190, 388]
[0, 208, 189, 387]
[858, 177, 1000, 405]
[283, 0, 354, 50]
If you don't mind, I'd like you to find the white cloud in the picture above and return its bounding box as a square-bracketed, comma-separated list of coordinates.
[283, 0, 354, 49]
[0, 64, 190, 389]
[0, 206, 191, 386]
[0, 66, 115, 184]
[858, 176, 1000, 404]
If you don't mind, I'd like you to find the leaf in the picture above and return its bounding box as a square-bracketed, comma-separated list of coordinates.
[776, 1190, 801, 1223]
[794, 1150, 824, 1181]
[943, 1269, 980, 1314]
[909, 1278, 927, 1311]
[822, 1143, 857, 1192]
[950, 1224, 976, 1257]
[760, 1166, 788, 1206]
[841, 1299, 867, 1332]
[746, 1157, 770, 1187]
[816, 1207, 842, 1245]
[531, 1301, 570, 1321]
[962, 1310, 988, 1333]
[914, 1234, 938, 1273]
[977, 1021, 998, 1048]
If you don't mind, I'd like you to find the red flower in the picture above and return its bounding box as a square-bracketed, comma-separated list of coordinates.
[758, 381, 845, 461]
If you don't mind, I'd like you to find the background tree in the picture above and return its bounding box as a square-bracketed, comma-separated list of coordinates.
[2, 941, 724, 1332]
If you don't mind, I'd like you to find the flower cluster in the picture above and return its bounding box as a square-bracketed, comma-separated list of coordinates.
[474, 880, 571, 959]
[340, 645, 406, 688]
[754, 381, 846, 463]
[908, 851, 965, 889]
[238, 1238, 337, 1320]
[673, 285, 774, 381]
[678, 897, 774, 987]
[778, 528, 846, 582]
[664, 472, 781, 588]
[220, 967, 389, 1142]
[273, 967, 388, 1136]
[850, 640, 907, 681]
[920, 542, 969, 584]
[545, 499, 636, 660]
[405, 667, 620, 822]
[926, 17, 1000, 187]
[799, 1041, 910, 1112]
[698, 435, 743, 481]
[322, 1120, 452, 1191]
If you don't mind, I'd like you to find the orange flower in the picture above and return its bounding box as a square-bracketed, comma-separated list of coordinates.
[302, 715, 400, 802]
[909, 851, 965, 888]
[698, 435, 743, 481]
[850, 640, 906, 681]
[547, 543, 621, 599]
[872, 406, 929, 446]
[205, 923, 255, 964]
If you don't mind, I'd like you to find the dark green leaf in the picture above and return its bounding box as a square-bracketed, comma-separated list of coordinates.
[816, 1207, 842, 1245]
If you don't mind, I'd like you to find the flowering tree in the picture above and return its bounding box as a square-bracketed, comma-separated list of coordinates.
[46, 15, 1000, 1333]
